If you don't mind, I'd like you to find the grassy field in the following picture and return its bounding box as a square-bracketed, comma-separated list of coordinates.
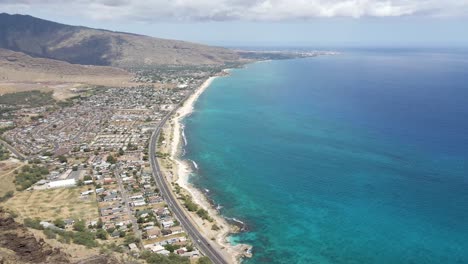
[0, 90, 55, 107]
[0, 160, 23, 196]
[3, 186, 99, 222]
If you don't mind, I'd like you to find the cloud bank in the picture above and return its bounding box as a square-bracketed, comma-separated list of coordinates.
[1, 0, 468, 21]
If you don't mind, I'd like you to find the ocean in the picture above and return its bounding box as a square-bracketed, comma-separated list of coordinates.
[183, 49, 468, 264]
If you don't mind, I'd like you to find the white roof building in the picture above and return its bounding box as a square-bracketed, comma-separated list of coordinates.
[47, 179, 76, 189]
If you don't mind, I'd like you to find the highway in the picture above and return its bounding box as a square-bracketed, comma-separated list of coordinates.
[149, 109, 229, 264]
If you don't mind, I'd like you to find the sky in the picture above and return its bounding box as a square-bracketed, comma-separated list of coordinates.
[1, 0, 468, 47]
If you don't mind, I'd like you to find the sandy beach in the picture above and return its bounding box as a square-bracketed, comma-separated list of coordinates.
[162, 74, 251, 263]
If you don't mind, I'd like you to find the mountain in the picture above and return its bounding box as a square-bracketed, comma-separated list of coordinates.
[0, 13, 242, 67]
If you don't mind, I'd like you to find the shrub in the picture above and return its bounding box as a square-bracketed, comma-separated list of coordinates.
[73, 220, 86, 232]
[43, 229, 57, 239]
[53, 218, 66, 229]
[73, 231, 97, 248]
[96, 229, 108, 240]
[0, 191, 14, 202]
[24, 218, 43, 230]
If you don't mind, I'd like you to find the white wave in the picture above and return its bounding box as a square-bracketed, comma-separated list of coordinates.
[191, 160, 199, 170]
[230, 217, 245, 225]
[181, 126, 188, 146]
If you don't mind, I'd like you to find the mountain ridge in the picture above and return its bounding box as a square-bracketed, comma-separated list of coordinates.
[0, 13, 242, 67]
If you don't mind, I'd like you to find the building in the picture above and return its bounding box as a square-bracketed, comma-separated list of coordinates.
[128, 243, 140, 252]
[47, 179, 76, 188]
[146, 227, 161, 239]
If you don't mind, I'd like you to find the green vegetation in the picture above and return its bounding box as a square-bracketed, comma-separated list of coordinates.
[0, 144, 10, 160]
[163, 243, 181, 253]
[43, 228, 57, 239]
[24, 217, 43, 230]
[0, 91, 55, 107]
[196, 208, 213, 222]
[0, 125, 15, 136]
[14, 165, 49, 191]
[139, 250, 190, 264]
[197, 256, 213, 264]
[211, 224, 220, 231]
[123, 234, 139, 245]
[106, 154, 117, 164]
[96, 229, 108, 240]
[73, 219, 86, 232]
[0, 191, 14, 202]
[158, 133, 165, 145]
[72, 231, 98, 248]
[181, 195, 198, 212]
[0, 108, 16, 120]
[24, 217, 99, 248]
[56, 95, 82, 108]
[156, 152, 170, 158]
[53, 218, 66, 229]
[57, 155, 68, 163]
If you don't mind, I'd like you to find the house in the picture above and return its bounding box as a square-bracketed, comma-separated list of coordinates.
[132, 200, 146, 207]
[81, 190, 94, 196]
[103, 178, 116, 184]
[146, 227, 161, 239]
[157, 250, 170, 256]
[161, 220, 174, 229]
[144, 244, 165, 253]
[128, 243, 139, 252]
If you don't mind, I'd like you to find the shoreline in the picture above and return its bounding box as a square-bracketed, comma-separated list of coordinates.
[166, 72, 252, 263]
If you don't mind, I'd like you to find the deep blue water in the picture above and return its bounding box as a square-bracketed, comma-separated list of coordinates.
[184, 49, 468, 264]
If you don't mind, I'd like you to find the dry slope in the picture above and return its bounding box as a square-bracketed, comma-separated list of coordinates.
[0, 13, 242, 68]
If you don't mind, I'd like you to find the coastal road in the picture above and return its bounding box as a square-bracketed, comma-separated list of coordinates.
[149, 109, 229, 264]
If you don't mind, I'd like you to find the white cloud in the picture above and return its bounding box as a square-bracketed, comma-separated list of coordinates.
[1, 0, 468, 21]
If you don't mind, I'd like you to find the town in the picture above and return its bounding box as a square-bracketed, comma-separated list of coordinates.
[0, 67, 220, 264]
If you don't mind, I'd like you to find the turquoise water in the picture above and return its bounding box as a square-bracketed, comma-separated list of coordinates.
[184, 49, 468, 264]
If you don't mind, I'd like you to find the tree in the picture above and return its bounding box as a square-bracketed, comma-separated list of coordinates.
[163, 244, 181, 253]
[96, 218, 103, 229]
[197, 256, 212, 264]
[57, 155, 67, 163]
[124, 234, 139, 245]
[186, 244, 194, 252]
[106, 154, 116, 164]
[54, 218, 66, 229]
[83, 175, 92, 181]
[96, 229, 108, 240]
[73, 220, 86, 232]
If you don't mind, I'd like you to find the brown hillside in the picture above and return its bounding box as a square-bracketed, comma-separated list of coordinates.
[0, 13, 242, 67]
